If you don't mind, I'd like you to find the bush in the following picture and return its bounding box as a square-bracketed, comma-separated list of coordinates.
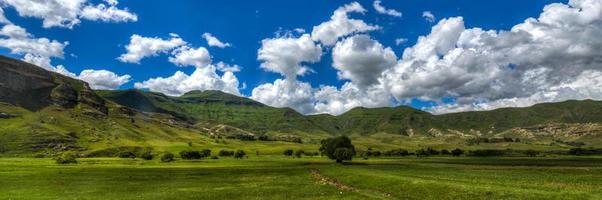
[139, 151, 154, 160]
[56, 152, 78, 164]
[319, 136, 356, 163]
[161, 152, 175, 162]
[234, 150, 246, 159]
[469, 149, 506, 157]
[441, 149, 451, 155]
[180, 150, 203, 159]
[384, 149, 409, 157]
[283, 149, 294, 156]
[568, 148, 602, 156]
[200, 149, 211, 158]
[524, 150, 539, 157]
[294, 150, 304, 158]
[451, 148, 464, 156]
[211, 156, 219, 159]
[118, 151, 136, 158]
[218, 150, 234, 157]
[333, 148, 354, 163]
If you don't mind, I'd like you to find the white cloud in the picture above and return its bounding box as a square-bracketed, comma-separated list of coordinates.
[382, 0, 602, 113]
[0, 7, 10, 24]
[332, 34, 397, 87]
[216, 61, 241, 72]
[80, 1, 137, 23]
[0, 24, 69, 74]
[251, 79, 316, 114]
[1, 0, 137, 29]
[257, 33, 322, 78]
[134, 65, 241, 96]
[395, 38, 408, 45]
[373, 0, 401, 17]
[168, 46, 212, 68]
[202, 33, 231, 48]
[314, 82, 391, 115]
[118, 34, 186, 64]
[77, 69, 131, 90]
[422, 11, 435, 22]
[311, 2, 380, 46]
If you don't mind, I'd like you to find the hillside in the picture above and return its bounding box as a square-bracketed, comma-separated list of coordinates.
[1, 55, 602, 155]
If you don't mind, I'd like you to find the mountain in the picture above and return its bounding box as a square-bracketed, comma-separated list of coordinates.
[1, 55, 602, 156]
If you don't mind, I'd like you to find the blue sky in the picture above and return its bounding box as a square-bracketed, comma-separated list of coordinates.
[3, 0, 602, 115]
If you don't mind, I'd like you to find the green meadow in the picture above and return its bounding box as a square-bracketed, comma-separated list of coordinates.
[1, 156, 600, 200]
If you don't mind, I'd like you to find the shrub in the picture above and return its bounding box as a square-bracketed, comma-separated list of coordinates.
[333, 148, 354, 163]
[283, 149, 294, 156]
[211, 156, 219, 159]
[524, 150, 539, 157]
[234, 150, 246, 159]
[426, 147, 440, 155]
[139, 151, 153, 160]
[179, 150, 202, 160]
[118, 151, 136, 158]
[441, 149, 451, 155]
[319, 136, 356, 163]
[161, 153, 175, 162]
[384, 149, 409, 157]
[219, 150, 234, 157]
[372, 151, 382, 157]
[294, 150, 304, 158]
[469, 149, 506, 157]
[200, 149, 211, 158]
[56, 152, 78, 164]
[451, 148, 464, 156]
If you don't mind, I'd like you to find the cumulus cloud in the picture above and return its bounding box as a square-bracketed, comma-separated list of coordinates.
[332, 34, 397, 87]
[0, 0, 137, 29]
[0, 23, 69, 74]
[373, 0, 401, 17]
[131, 35, 242, 96]
[202, 33, 231, 48]
[422, 11, 435, 22]
[311, 2, 380, 45]
[118, 34, 186, 64]
[134, 65, 240, 96]
[383, 0, 602, 113]
[257, 33, 322, 78]
[77, 69, 131, 90]
[168, 46, 212, 68]
[314, 82, 391, 115]
[251, 79, 317, 114]
[80, 0, 138, 23]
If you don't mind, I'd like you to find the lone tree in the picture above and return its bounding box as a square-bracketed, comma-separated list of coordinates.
[319, 136, 356, 163]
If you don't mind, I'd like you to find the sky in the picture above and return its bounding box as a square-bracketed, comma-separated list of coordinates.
[1, 0, 602, 116]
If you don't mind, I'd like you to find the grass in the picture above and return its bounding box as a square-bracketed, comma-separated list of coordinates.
[0, 156, 600, 199]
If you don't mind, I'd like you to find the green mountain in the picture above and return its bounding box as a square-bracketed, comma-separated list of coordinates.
[1, 55, 602, 156]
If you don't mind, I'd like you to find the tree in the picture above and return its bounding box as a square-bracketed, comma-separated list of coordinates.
[294, 150, 304, 158]
[441, 149, 451, 155]
[333, 148, 354, 163]
[118, 151, 136, 158]
[283, 149, 294, 156]
[161, 152, 175, 162]
[219, 150, 234, 157]
[451, 148, 464, 157]
[139, 151, 153, 160]
[524, 150, 539, 157]
[56, 152, 77, 164]
[319, 136, 356, 163]
[179, 150, 202, 159]
[200, 149, 212, 158]
[234, 150, 246, 159]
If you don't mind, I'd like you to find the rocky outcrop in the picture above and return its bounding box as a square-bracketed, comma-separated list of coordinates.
[0, 55, 107, 114]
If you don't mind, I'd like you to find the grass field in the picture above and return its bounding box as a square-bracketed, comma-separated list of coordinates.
[1, 156, 600, 200]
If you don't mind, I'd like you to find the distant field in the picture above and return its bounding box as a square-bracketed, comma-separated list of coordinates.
[0, 156, 601, 200]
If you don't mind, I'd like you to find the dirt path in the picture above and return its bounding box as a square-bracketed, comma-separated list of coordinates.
[309, 168, 394, 200]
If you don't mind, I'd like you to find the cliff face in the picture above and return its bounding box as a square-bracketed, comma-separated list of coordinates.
[0, 55, 107, 114]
